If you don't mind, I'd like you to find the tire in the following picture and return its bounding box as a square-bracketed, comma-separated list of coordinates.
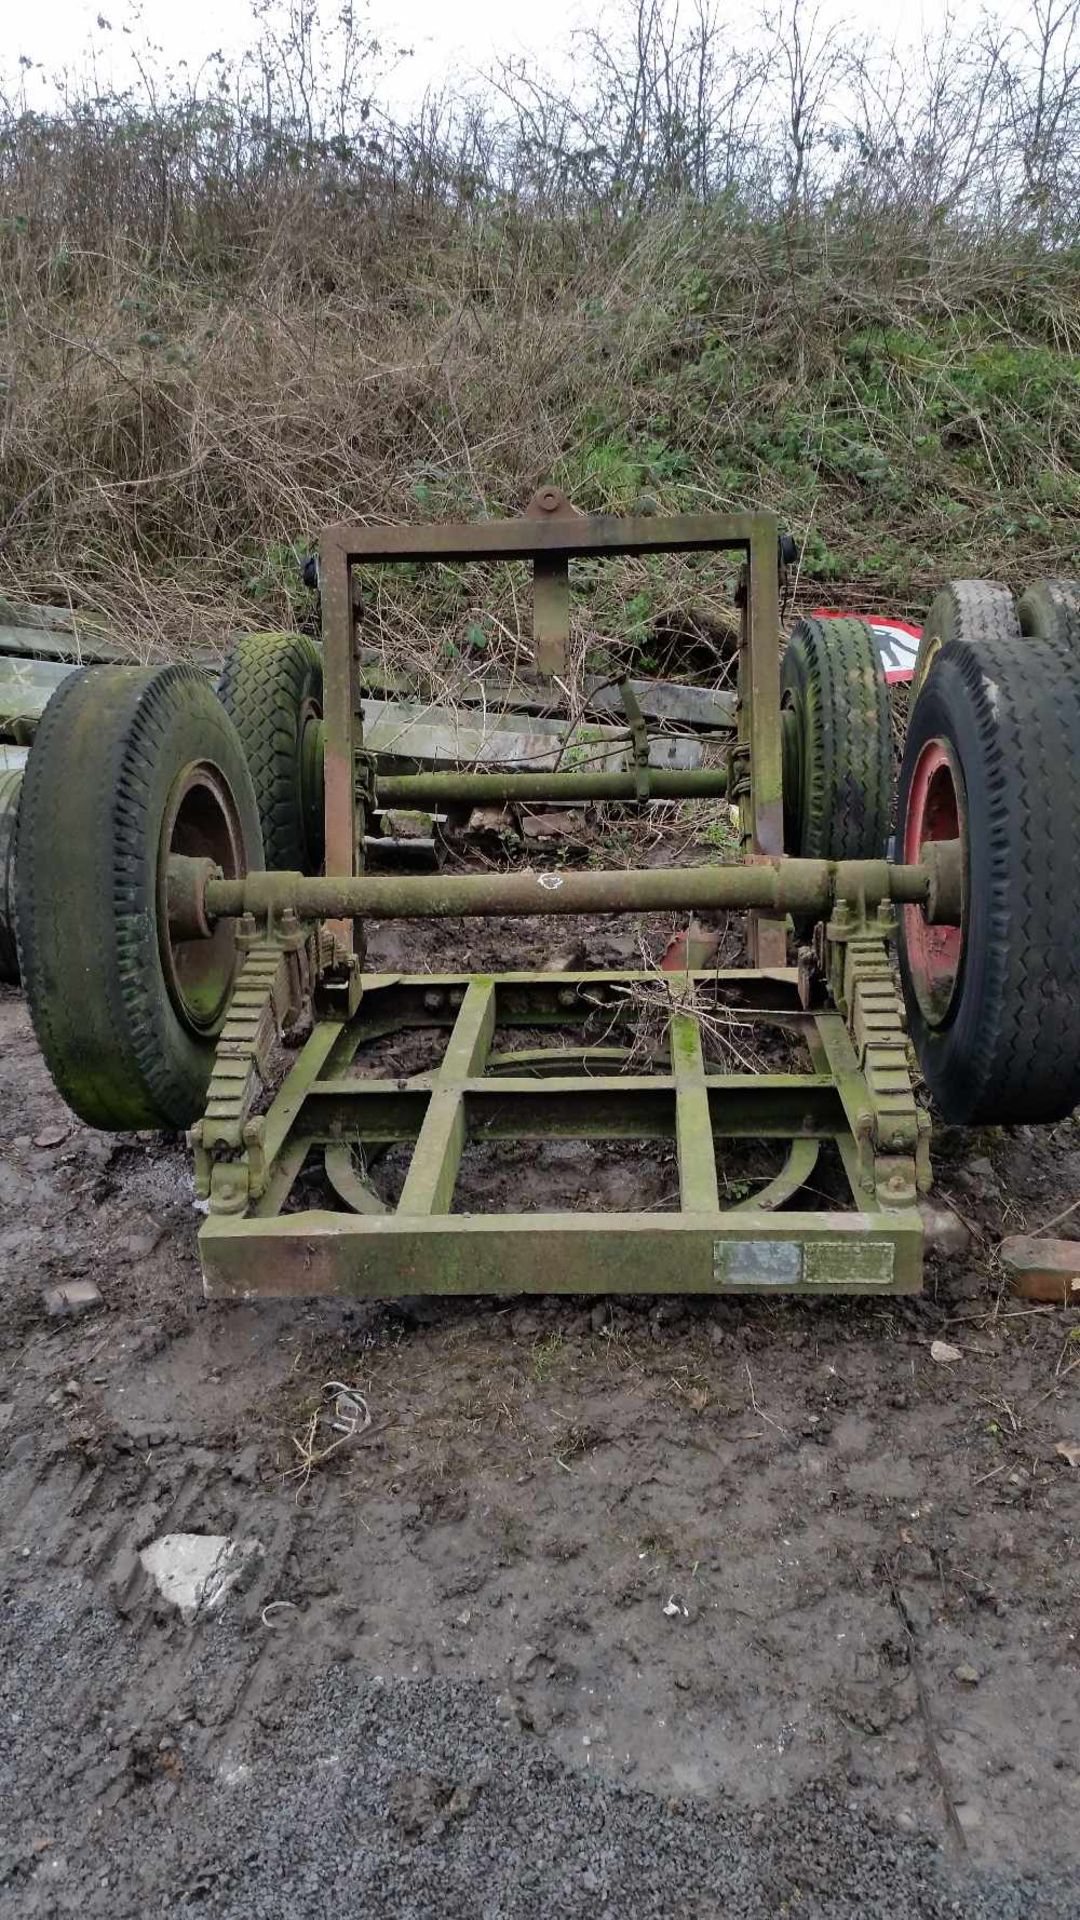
[897, 637, 1080, 1125]
[0, 769, 20, 984]
[15, 666, 263, 1131]
[911, 580, 1021, 698]
[780, 615, 891, 860]
[217, 632, 324, 871]
[1017, 578, 1080, 660]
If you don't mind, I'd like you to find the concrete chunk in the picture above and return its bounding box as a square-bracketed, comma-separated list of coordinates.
[917, 1199, 971, 1259]
[139, 1533, 263, 1622]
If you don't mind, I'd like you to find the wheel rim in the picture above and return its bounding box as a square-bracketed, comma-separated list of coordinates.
[780, 700, 802, 846]
[157, 763, 246, 1034]
[298, 701, 324, 867]
[902, 739, 966, 1025]
[912, 633, 942, 698]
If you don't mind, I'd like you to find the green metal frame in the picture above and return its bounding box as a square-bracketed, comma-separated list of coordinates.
[199, 968, 922, 1299]
[191, 499, 929, 1299]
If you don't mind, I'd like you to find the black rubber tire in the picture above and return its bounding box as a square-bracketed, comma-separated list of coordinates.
[15, 666, 263, 1131]
[781, 615, 892, 860]
[898, 637, 1080, 1125]
[1017, 578, 1080, 660]
[0, 768, 20, 984]
[911, 580, 1021, 698]
[217, 632, 324, 871]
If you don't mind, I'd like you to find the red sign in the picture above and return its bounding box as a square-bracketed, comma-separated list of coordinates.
[812, 611, 921, 684]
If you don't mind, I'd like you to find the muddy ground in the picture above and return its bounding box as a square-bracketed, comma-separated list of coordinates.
[2, 849, 1080, 1917]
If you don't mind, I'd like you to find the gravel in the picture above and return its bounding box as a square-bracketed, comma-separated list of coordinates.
[1, 1584, 1075, 1920]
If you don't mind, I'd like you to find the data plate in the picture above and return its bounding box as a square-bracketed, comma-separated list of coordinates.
[714, 1238, 896, 1289]
[714, 1241, 802, 1287]
[804, 1240, 894, 1287]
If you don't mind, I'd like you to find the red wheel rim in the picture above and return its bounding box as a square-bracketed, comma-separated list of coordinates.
[157, 763, 247, 1035]
[903, 739, 965, 1025]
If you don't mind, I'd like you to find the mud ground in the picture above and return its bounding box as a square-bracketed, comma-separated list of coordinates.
[2, 859, 1080, 1917]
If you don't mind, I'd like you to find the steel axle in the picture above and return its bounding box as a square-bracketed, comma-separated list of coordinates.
[374, 767, 730, 807]
[200, 851, 955, 926]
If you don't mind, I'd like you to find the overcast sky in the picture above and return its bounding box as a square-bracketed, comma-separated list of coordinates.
[8, 0, 583, 109]
[5, 0, 1037, 116]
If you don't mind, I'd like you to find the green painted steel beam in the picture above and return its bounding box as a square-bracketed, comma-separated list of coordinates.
[205, 857, 934, 924]
[670, 1012, 720, 1213]
[353, 968, 805, 1020]
[397, 978, 495, 1214]
[321, 509, 776, 565]
[533, 551, 570, 674]
[200, 1207, 923, 1299]
[297, 1073, 845, 1144]
[374, 767, 730, 806]
[257, 1017, 349, 1169]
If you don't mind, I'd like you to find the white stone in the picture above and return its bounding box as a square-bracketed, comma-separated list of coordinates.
[139, 1532, 262, 1622]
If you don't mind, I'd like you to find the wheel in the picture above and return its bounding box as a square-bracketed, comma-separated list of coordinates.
[1017, 578, 1080, 660]
[15, 666, 263, 1131]
[911, 580, 1021, 698]
[897, 635, 1080, 1125]
[780, 615, 891, 861]
[0, 768, 20, 983]
[217, 632, 324, 871]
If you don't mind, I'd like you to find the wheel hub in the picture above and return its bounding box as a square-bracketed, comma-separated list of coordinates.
[902, 738, 966, 1025]
[158, 763, 247, 1034]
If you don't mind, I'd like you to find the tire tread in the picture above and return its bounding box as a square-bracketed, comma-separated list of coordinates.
[217, 633, 322, 870]
[899, 634, 1080, 1124]
[781, 615, 892, 860]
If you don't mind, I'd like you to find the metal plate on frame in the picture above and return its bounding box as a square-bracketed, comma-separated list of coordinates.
[714, 1240, 802, 1287]
[713, 1236, 896, 1288]
[804, 1240, 895, 1286]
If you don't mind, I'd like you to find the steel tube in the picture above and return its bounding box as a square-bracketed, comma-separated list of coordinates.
[205, 856, 934, 923]
[374, 768, 730, 807]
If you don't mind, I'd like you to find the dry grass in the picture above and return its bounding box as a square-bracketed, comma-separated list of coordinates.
[4, 212, 1078, 670]
[2, 6, 1080, 664]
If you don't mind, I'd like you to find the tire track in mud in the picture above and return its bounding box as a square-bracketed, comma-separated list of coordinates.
[1, 1430, 307, 1768]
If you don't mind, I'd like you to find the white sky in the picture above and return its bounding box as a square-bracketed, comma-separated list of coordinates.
[4, 0, 1036, 115]
[6, 0, 584, 110]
